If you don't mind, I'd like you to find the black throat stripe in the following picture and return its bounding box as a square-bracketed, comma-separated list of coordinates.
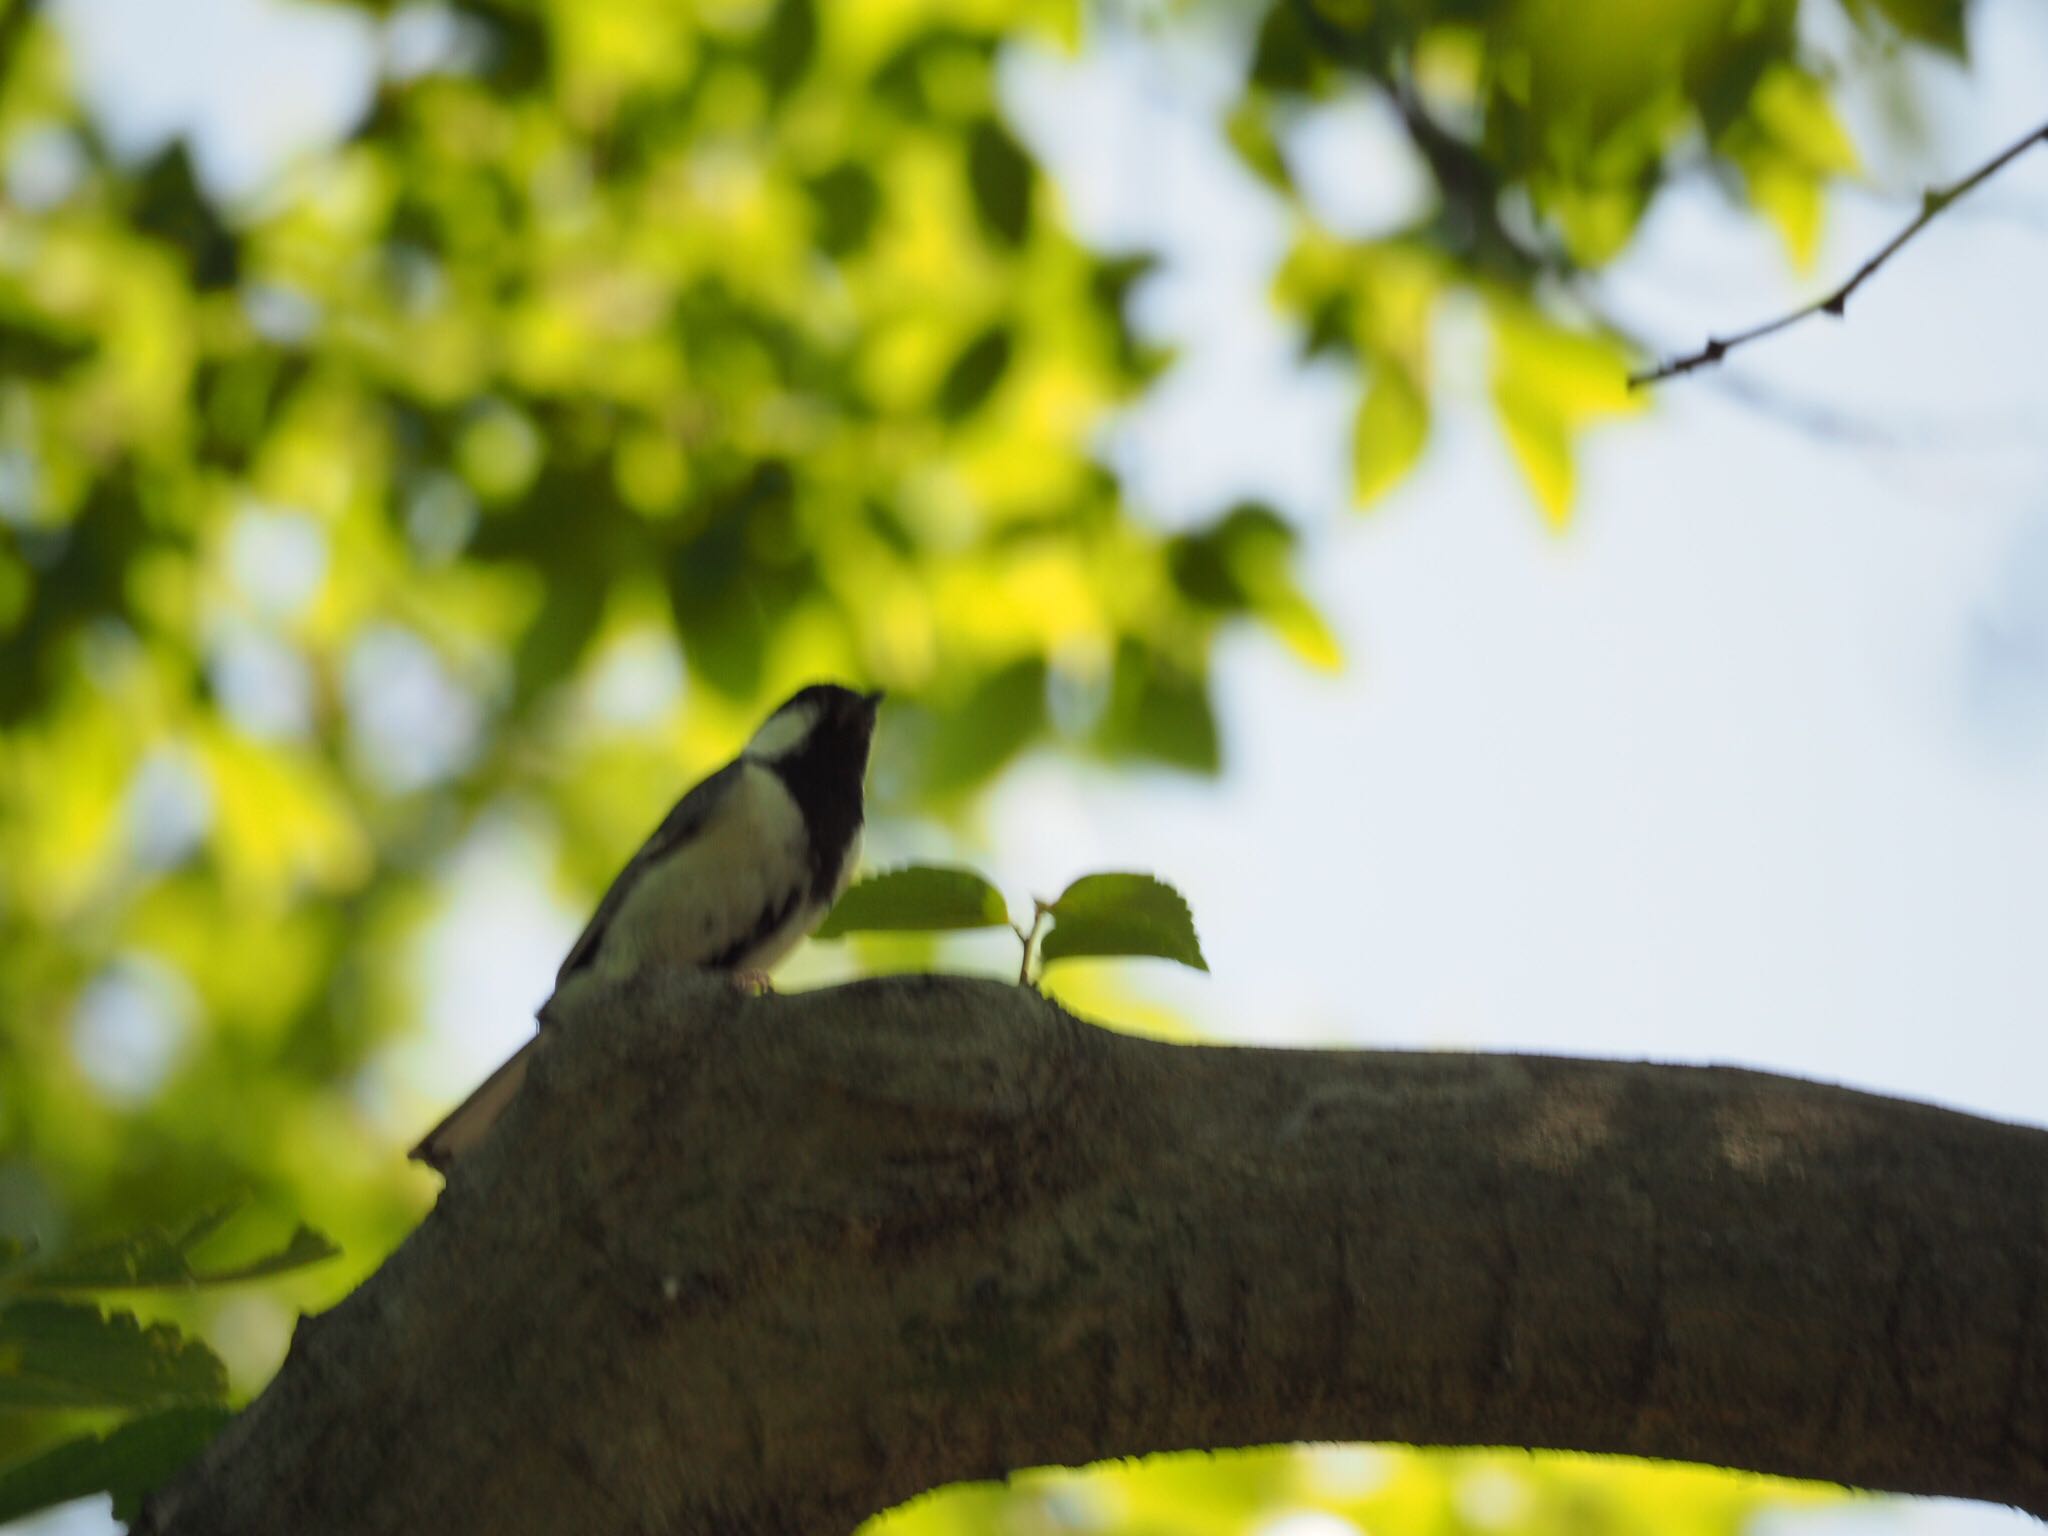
[767, 742, 867, 901]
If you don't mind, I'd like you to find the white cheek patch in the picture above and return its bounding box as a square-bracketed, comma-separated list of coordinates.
[744, 703, 818, 761]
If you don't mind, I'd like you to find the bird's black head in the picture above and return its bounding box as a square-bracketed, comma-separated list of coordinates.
[746, 683, 881, 895]
[745, 683, 883, 766]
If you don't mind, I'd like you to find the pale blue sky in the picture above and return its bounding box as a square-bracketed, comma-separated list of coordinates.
[22, 1, 2048, 1533]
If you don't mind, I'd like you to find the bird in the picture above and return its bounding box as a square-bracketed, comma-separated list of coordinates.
[410, 682, 883, 1171]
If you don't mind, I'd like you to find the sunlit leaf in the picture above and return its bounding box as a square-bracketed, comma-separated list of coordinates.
[0, 1301, 227, 1410]
[1751, 65, 1860, 177]
[1489, 306, 1642, 529]
[1040, 872, 1208, 971]
[1547, 181, 1654, 267]
[1745, 162, 1826, 272]
[1737, 65, 1860, 271]
[1496, 392, 1575, 530]
[1225, 98, 1291, 190]
[1352, 362, 1428, 505]
[0, 1405, 233, 1524]
[815, 866, 1010, 939]
[1264, 591, 1344, 672]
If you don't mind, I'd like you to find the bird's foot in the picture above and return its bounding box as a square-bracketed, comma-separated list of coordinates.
[729, 969, 776, 996]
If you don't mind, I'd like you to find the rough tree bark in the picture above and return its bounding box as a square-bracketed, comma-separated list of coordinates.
[137, 969, 2048, 1535]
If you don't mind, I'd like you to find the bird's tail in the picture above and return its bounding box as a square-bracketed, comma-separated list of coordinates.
[409, 1038, 537, 1172]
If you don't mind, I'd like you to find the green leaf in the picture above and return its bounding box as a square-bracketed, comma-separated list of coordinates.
[1225, 98, 1291, 191]
[27, 1234, 204, 1295]
[1733, 65, 1859, 272]
[128, 143, 238, 290]
[757, 0, 819, 97]
[661, 461, 816, 702]
[0, 1405, 233, 1525]
[1352, 362, 1428, 505]
[1864, 0, 1967, 55]
[193, 1225, 341, 1286]
[1165, 508, 1341, 673]
[1167, 502, 1286, 611]
[936, 325, 1015, 421]
[1089, 253, 1162, 381]
[1742, 159, 1825, 273]
[1752, 65, 1860, 176]
[1247, 0, 1317, 92]
[807, 163, 882, 257]
[814, 865, 1010, 938]
[1488, 306, 1641, 530]
[920, 655, 1047, 796]
[1040, 873, 1208, 972]
[967, 117, 1034, 247]
[27, 1200, 339, 1292]
[1495, 388, 1575, 530]
[172, 1201, 242, 1254]
[465, 4, 550, 91]
[0, 316, 96, 380]
[0, 1237, 37, 1287]
[19, 1201, 238, 1293]
[0, 1301, 227, 1410]
[1095, 643, 1218, 773]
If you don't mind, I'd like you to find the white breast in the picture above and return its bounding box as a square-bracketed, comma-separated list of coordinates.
[592, 763, 817, 980]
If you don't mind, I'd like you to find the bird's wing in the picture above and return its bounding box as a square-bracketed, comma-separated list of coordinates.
[554, 758, 744, 985]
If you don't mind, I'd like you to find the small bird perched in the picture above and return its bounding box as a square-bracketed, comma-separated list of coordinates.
[410, 682, 882, 1170]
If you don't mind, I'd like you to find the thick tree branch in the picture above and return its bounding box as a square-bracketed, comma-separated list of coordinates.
[137, 971, 2048, 1535]
[1631, 117, 2048, 387]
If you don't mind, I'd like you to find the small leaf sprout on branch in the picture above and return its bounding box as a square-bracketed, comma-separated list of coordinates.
[815, 864, 1208, 987]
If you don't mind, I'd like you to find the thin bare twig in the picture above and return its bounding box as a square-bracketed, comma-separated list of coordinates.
[1631, 117, 2048, 388]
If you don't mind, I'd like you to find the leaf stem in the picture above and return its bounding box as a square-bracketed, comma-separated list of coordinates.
[1017, 902, 1051, 987]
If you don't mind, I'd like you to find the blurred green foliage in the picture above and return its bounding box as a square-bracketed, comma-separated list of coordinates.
[871, 1444, 1844, 1536]
[0, 1203, 333, 1519]
[0, 0, 1978, 1524]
